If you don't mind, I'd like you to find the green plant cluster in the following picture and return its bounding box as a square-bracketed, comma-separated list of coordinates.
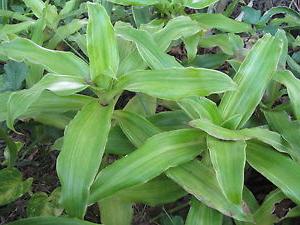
[1, 0, 300, 224]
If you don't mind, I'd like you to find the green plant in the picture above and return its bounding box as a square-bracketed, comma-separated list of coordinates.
[2, 0, 300, 225]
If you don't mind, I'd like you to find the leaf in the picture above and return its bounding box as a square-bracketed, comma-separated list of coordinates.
[188, 53, 229, 69]
[105, 125, 135, 155]
[198, 34, 244, 55]
[132, 6, 152, 27]
[1, 61, 28, 91]
[23, 0, 58, 28]
[87, 3, 119, 88]
[89, 129, 205, 203]
[7, 74, 88, 130]
[5, 216, 101, 225]
[154, 16, 201, 51]
[190, 119, 288, 153]
[183, 0, 219, 9]
[184, 34, 201, 61]
[148, 110, 190, 131]
[259, 7, 300, 26]
[0, 38, 89, 79]
[114, 67, 236, 100]
[166, 160, 253, 222]
[47, 19, 87, 49]
[0, 9, 32, 21]
[57, 101, 114, 218]
[115, 22, 181, 69]
[190, 13, 252, 33]
[161, 215, 184, 225]
[26, 18, 46, 88]
[0, 168, 32, 206]
[246, 141, 300, 205]
[114, 110, 161, 147]
[264, 110, 300, 162]
[178, 96, 222, 123]
[105, 0, 159, 6]
[242, 6, 261, 25]
[0, 21, 35, 38]
[273, 70, 300, 119]
[27, 190, 63, 217]
[116, 176, 186, 206]
[124, 93, 156, 117]
[218, 32, 283, 129]
[185, 198, 223, 225]
[99, 197, 133, 225]
[207, 136, 246, 205]
[0, 127, 20, 167]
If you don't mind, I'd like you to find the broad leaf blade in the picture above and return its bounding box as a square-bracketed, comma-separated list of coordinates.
[57, 101, 114, 218]
[114, 110, 161, 147]
[116, 22, 181, 69]
[87, 3, 119, 87]
[207, 136, 246, 205]
[0, 168, 32, 206]
[166, 160, 253, 222]
[184, 0, 220, 9]
[6, 216, 100, 225]
[247, 141, 300, 205]
[185, 198, 223, 225]
[190, 13, 252, 33]
[99, 197, 133, 225]
[0, 38, 89, 78]
[115, 68, 236, 100]
[190, 119, 288, 153]
[116, 176, 186, 206]
[219, 33, 283, 129]
[89, 129, 205, 202]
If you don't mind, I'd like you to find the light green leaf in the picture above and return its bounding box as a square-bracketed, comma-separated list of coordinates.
[178, 96, 222, 124]
[0, 38, 89, 78]
[124, 93, 156, 117]
[185, 198, 223, 225]
[154, 16, 202, 51]
[115, 67, 236, 100]
[0, 21, 35, 38]
[27, 190, 63, 217]
[5, 217, 101, 225]
[99, 197, 133, 225]
[0, 127, 20, 167]
[148, 110, 190, 131]
[114, 110, 161, 147]
[247, 141, 300, 205]
[190, 13, 252, 33]
[1, 61, 28, 92]
[183, 0, 220, 9]
[116, 22, 181, 69]
[6, 74, 88, 130]
[57, 101, 114, 218]
[188, 53, 229, 69]
[87, 3, 119, 88]
[259, 7, 300, 26]
[219, 33, 283, 129]
[105, 126, 135, 155]
[0, 9, 32, 21]
[23, 0, 58, 28]
[47, 19, 87, 49]
[89, 129, 205, 203]
[0, 168, 32, 206]
[207, 136, 246, 205]
[198, 33, 244, 55]
[184, 34, 201, 62]
[190, 119, 288, 153]
[264, 110, 300, 162]
[116, 176, 186, 206]
[274, 70, 300, 119]
[105, 0, 159, 6]
[166, 160, 253, 222]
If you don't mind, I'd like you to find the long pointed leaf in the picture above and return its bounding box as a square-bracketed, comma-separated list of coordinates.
[87, 3, 119, 87]
[57, 101, 114, 218]
[89, 129, 205, 203]
[0, 38, 89, 78]
[115, 68, 236, 100]
[207, 136, 246, 205]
